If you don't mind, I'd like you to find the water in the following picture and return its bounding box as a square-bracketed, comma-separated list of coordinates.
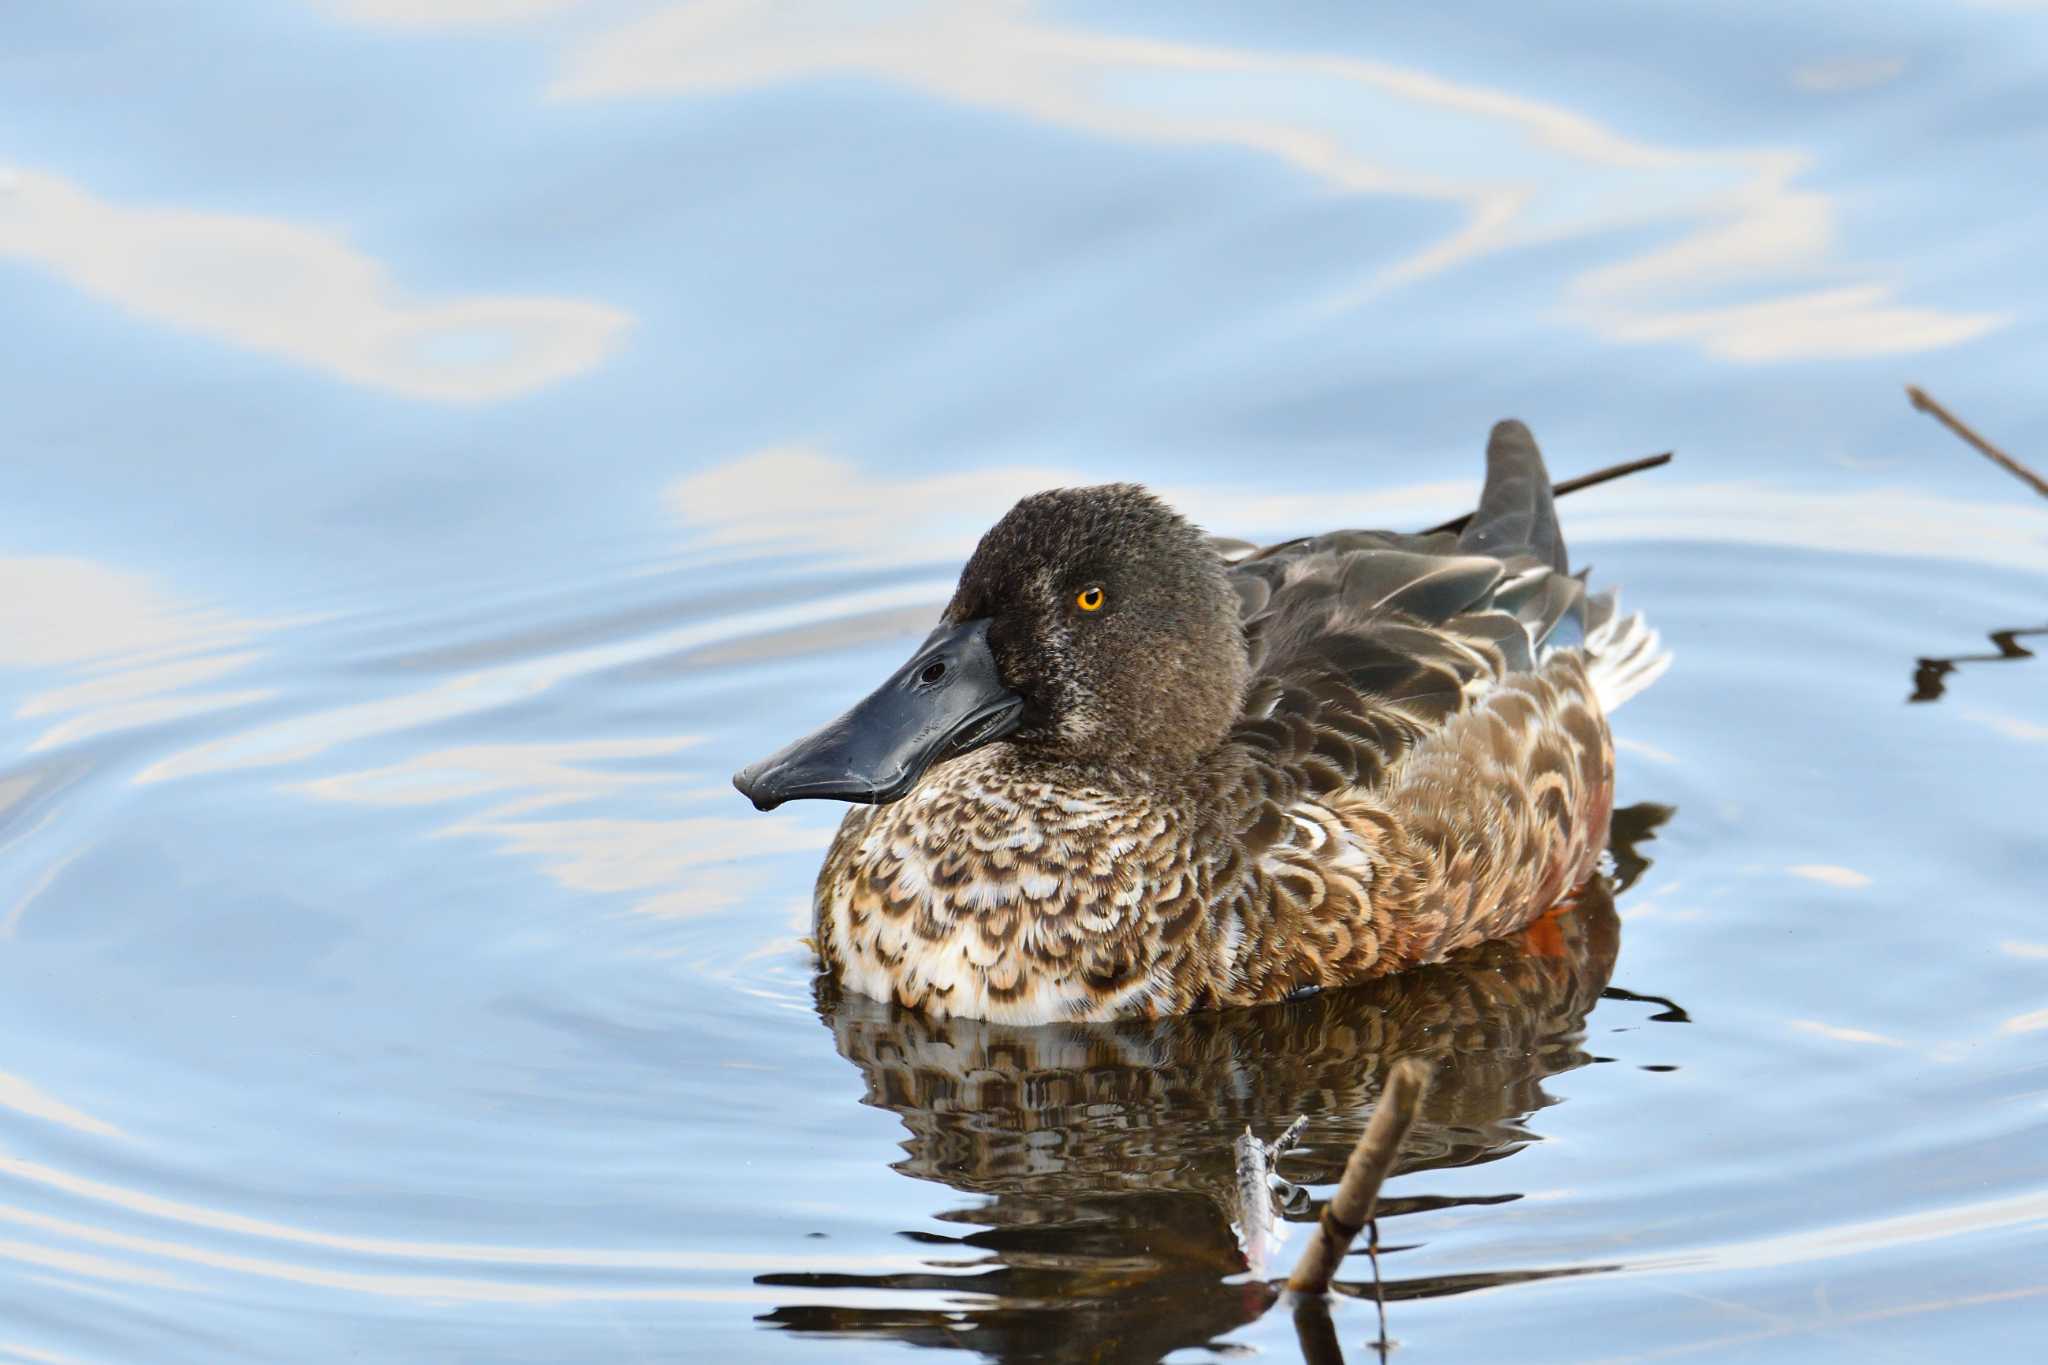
[3, 3, 2046, 1360]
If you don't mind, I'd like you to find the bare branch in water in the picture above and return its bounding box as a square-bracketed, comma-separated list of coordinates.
[1422, 452, 1673, 536]
[1907, 386, 2048, 500]
[1290, 1293, 1348, 1365]
[1286, 1057, 1432, 1296]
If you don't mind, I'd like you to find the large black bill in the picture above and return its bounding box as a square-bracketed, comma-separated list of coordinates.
[733, 618, 1023, 811]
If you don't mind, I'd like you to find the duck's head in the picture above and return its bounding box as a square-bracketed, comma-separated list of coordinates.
[733, 484, 1248, 810]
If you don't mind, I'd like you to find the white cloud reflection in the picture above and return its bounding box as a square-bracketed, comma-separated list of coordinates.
[297, 737, 832, 918]
[140, 579, 946, 784]
[452, 811, 832, 918]
[1965, 709, 2048, 743]
[1790, 1019, 1909, 1049]
[0, 1146, 941, 1280]
[1792, 56, 1907, 94]
[0, 1072, 124, 1139]
[669, 447, 1465, 565]
[553, 0, 2002, 361]
[0, 165, 628, 402]
[0, 558, 261, 671]
[670, 448, 2048, 576]
[0, 1199, 965, 1306]
[1592, 286, 1993, 361]
[1786, 864, 1873, 889]
[668, 446, 1081, 562]
[322, 0, 592, 25]
[0, 557, 284, 753]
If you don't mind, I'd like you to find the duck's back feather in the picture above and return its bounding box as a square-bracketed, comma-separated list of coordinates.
[1223, 419, 1661, 748]
[1190, 421, 1659, 1005]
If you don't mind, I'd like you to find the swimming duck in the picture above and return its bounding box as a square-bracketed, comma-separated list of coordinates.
[734, 420, 1668, 1023]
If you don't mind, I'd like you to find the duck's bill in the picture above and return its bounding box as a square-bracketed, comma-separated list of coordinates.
[732, 618, 1024, 811]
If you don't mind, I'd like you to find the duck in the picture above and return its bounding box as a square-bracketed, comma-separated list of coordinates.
[733, 420, 1668, 1023]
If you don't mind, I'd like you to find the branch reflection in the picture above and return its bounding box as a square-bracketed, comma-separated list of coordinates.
[1909, 624, 2045, 703]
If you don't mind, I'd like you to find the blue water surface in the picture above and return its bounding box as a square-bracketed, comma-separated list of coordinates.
[2, 3, 2046, 1361]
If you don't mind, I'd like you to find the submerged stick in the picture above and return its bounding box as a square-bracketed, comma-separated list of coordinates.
[1232, 1125, 1285, 1276]
[1421, 452, 1674, 535]
[1232, 1114, 1312, 1275]
[1289, 1294, 1347, 1365]
[1285, 1057, 1432, 1296]
[1907, 386, 2048, 500]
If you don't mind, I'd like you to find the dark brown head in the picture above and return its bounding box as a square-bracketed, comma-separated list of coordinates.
[945, 484, 1247, 772]
[732, 484, 1247, 809]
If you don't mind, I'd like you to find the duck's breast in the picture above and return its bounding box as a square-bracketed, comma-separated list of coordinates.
[814, 752, 1207, 1022]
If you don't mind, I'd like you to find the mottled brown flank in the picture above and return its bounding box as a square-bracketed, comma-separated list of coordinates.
[813, 521, 1622, 1023]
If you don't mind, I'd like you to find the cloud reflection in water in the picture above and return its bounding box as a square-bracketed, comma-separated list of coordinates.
[299, 737, 830, 919]
[552, 0, 2001, 360]
[0, 165, 628, 402]
[670, 447, 2048, 575]
[0, 555, 284, 788]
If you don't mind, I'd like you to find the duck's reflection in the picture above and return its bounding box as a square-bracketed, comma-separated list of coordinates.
[758, 805, 1676, 1362]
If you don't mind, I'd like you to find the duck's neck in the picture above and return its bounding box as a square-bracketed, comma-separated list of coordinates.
[904, 745, 1175, 844]
[965, 739, 1197, 805]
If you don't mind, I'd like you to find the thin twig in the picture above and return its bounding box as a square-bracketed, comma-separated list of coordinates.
[1271, 1113, 1309, 1158]
[1285, 1057, 1431, 1296]
[1367, 1218, 1389, 1358]
[1907, 386, 2048, 500]
[1421, 452, 1674, 536]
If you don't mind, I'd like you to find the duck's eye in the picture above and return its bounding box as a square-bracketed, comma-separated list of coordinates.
[1075, 586, 1105, 613]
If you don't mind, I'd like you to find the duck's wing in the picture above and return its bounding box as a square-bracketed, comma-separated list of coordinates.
[1183, 421, 1654, 1006]
[1224, 420, 1603, 792]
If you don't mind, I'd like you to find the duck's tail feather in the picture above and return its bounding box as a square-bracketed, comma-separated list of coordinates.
[1457, 419, 1588, 660]
[1457, 420, 1671, 710]
[1458, 419, 1570, 576]
[1582, 590, 1671, 712]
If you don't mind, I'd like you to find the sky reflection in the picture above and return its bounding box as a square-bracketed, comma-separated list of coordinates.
[0, 556, 281, 778]
[671, 449, 2048, 573]
[0, 164, 627, 402]
[2, 2, 2046, 1360]
[4, 0, 2040, 608]
[548, 1, 2002, 359]
[300, 737, 830, 918]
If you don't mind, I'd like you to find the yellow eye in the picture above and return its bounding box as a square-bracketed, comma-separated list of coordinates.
[1075, 586, 1105, 612]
